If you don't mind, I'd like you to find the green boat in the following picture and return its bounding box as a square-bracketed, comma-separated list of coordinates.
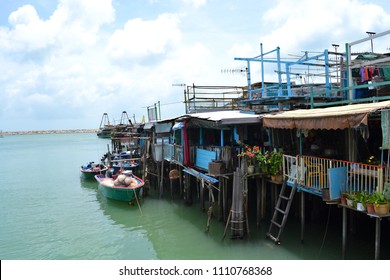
[95, 172, 144, 202]
[80, 162, 108, 180]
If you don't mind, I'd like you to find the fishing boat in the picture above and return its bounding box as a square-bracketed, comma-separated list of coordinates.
[97, 113, 114, 138]
[95, 171, 144, 202]
[80, 162, 108, 179]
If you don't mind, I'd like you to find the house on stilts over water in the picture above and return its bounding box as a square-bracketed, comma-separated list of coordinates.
[126, 31, 390, 259]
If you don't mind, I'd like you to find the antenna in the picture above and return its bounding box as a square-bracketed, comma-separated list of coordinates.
[221, 67, 247, 76]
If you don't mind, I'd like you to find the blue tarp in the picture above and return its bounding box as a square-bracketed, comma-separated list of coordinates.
[183, 168, 219, 184]
[172, 122, 184, 130]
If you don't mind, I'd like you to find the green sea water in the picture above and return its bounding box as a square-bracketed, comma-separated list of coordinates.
[0, 133, 388, 260]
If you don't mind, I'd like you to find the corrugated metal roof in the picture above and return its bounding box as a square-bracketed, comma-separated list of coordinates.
[143, 122, 154, 130]
[178, 110, 261, 125]
[155, 122, 172, 133]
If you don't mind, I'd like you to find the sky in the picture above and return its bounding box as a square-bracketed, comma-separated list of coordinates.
[1, 0, 390, 131]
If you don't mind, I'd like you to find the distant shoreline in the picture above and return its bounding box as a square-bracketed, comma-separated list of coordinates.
[1, 129, 98, 135]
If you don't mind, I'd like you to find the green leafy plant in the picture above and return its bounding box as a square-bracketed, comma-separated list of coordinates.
[268, 151, 283, 176]
[340, 191, 349, 198]
[365, 193, 376, 205]
[255, 150, 269, 170]
[355, 191, 369, 204]
[384, 182, 390, 201]
[370, 191, 388, 206]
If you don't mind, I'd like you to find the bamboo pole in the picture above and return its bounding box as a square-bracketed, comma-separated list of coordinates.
[222, 208, 232, 240]
[200, 179, 205, 211]
[160, 143, 164, 198]
[205, 183, 215, 232]
[256, 177, 261, 226]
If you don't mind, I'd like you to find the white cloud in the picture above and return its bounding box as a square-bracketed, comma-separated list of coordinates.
[105, 13, 182, 62]
[1, 0, 115, 54]
[4, 5, 54, 51]
[182, 0, 207, 9]
[260, 0, 390, 53]
[1, 0, 390, 131]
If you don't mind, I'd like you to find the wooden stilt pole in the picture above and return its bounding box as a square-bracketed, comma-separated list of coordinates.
[261, 176, 266, 219]
[200, 179, 205, 211]
[342, 206, 347, 259]
[301, 191, 305, 243]
[179, 166, 183, 197]
[160, 161, 164, 198]
[223, 177, 228, 222]
[205, 184, 215, 232]
[256, 177, 261, 226]
[222, 208, 232, 240]
[218, 176, 222, 221]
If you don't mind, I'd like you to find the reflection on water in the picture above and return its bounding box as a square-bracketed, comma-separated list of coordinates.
[79, 176, 99, 190]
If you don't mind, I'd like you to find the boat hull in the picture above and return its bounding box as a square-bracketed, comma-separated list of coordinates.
[80, 165, 108, 179]
[95, 174, 144, 202]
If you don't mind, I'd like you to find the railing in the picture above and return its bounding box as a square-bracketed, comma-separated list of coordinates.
[184, 85, 245, 113]
[283, 154, 385, 195]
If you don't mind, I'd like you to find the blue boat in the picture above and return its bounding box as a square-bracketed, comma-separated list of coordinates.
[95, 171, 144, 202]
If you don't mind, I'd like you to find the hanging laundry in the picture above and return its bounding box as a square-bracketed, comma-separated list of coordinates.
[360, 67, 369, 82]
[368, 66, 375, 80]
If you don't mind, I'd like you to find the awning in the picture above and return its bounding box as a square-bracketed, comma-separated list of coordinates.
[262, 100, 390, 130]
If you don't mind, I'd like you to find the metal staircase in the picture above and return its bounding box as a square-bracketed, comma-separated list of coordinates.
[266, 180, 297, 244]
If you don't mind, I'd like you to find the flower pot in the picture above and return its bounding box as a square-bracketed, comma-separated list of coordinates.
[254, 165, 261, 174]
[366, 203, 375, 214]
[356, 202, 366, 212]
[247, 165, 255, 174]
[271, 175, 283, 183]
[374, 203, 389, 215]
[340, 197, 347, 205]
[341, 192, 348, 199]
[346, 198, 354, 208]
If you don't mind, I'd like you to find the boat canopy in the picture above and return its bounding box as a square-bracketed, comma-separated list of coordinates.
[262, 100, 390, 130]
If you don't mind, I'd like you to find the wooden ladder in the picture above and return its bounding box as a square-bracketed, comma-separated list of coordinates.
[266, 180, 297, 244]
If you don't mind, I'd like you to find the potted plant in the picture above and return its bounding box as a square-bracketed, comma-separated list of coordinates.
[340, 191, 348, 205]
[371, 191, 389, 215]
[256, 150, 269, 174]
[238, 145, 256, 174]
[346, 192, 356, 208]
[355, 191, 368, 212]
[365, 192, 376, 214]
[268, 151, 283, 183]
